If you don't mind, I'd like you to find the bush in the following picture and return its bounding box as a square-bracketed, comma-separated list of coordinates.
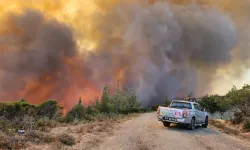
[64, 99, 85, 123]
[112, 89, 141, 114]
[36, 100, 59, 119]
[86, 106, 99, 115]
[43, 133, 56, 143]
[0, 132, 9, 149]
[0, 100, 36, 120]
[231, 112, 244, 124]
[0, 133, 26, 149]
[58, 133, 75, 146]
[100, 85, 110, 113]
[0, 84, 142, 132]
[25, 130, 55, 144]
[0, 118, 12, 135]
[243, 119, 250, 131]
[37, 118, 47, 128]
[36, 117, 57, 130]
[25, 130, 44, 143]
[198, 95, 229, 113]
[226, 85, 250, 120]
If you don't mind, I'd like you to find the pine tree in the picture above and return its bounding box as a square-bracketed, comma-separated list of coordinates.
[101, 85, 110, 113]
[20, 97, 26, 102]
[94, 97, 101, 111]
[78, 97, 82, 104]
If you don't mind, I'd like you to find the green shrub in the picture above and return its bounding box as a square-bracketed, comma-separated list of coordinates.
[231, 112, 244, 124]
[64, 100, 85, 123]
[0, 102, 7, 116]
[37, 117, 48, 128]
[0, 100, 36, 120]
[243, 119, 250, 131]
[36, 100, 59, 119]
[0, 83, 142, 130]
[0, 119, 11, 134]
[226, 85, 250, 121]
[198, 95, 229, 113]
[100, 85, 110, 113]
[86, 106, 99, 115]
[110, 88, 141, 114]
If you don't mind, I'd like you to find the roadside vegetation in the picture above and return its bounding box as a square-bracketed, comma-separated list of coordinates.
[198, 84, 250, 132]
[0, 85, 143, 149]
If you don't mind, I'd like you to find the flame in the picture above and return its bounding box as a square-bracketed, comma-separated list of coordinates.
[62, 108, 67, 116]
[0, 0, 249, 109]
[0, 0, 108, 109]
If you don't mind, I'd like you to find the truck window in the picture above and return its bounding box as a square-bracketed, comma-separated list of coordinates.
[170, 102, 192, 109]
[194, 104, 202, 111]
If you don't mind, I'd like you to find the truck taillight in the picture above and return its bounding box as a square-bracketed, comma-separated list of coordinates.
[157, 106, 160, 114]
[183, 111, 188, 118]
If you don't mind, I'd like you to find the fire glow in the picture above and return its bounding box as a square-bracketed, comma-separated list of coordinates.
[0, 0, 249, 109]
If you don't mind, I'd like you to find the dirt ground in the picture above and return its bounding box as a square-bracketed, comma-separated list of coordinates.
[94, 112, 250, 150]
[25, 113, 250, 150]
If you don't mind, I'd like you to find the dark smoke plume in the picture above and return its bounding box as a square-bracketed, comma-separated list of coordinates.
[0, 9, 78, 105]
[86, 1, 237, 107]
[1, 0, 249, 108]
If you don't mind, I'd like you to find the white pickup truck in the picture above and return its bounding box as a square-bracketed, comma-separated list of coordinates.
[157, 100, 208, 130]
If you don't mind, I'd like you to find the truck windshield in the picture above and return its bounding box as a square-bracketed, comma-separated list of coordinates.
[170, 102, 192, 109]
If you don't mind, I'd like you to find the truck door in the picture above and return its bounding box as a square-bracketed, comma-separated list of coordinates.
[197, 104, 206, 123]
[193, 103, 202, 123]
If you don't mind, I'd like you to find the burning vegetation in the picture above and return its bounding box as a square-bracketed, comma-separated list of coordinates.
[0, 0, 250, 109]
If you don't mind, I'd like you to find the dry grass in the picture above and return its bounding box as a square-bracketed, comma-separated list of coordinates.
[86, 136, 103, 147]
[25, 130, 56, 144]
[0, 132, 9, 149]
[209, 119, 239, 135]
[0, 132, 27, 149]
[1, 113, 138, 149]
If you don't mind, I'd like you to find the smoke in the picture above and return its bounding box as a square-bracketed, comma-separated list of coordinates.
[86, 1, 237, 106]
[0, 9, 79, 105]
[0, 0, 249, 108]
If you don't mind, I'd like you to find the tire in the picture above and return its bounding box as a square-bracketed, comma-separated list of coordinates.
[188, 117, 196, 130]
[163, 122, 171, 127]
[202, 117, 208, 128]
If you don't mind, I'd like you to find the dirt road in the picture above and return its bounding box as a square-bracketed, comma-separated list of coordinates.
[94, 112, 250, 150]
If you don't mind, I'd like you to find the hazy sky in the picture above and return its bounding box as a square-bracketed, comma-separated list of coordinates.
[211, 69, 250, 95]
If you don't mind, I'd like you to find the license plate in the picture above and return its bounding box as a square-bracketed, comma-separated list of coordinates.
[163, 117, 177, 122]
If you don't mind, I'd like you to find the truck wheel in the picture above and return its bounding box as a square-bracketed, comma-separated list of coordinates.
[188, 117, 196, 130]
[163, 122, 171, 127]
[202, 117, 208, 128]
